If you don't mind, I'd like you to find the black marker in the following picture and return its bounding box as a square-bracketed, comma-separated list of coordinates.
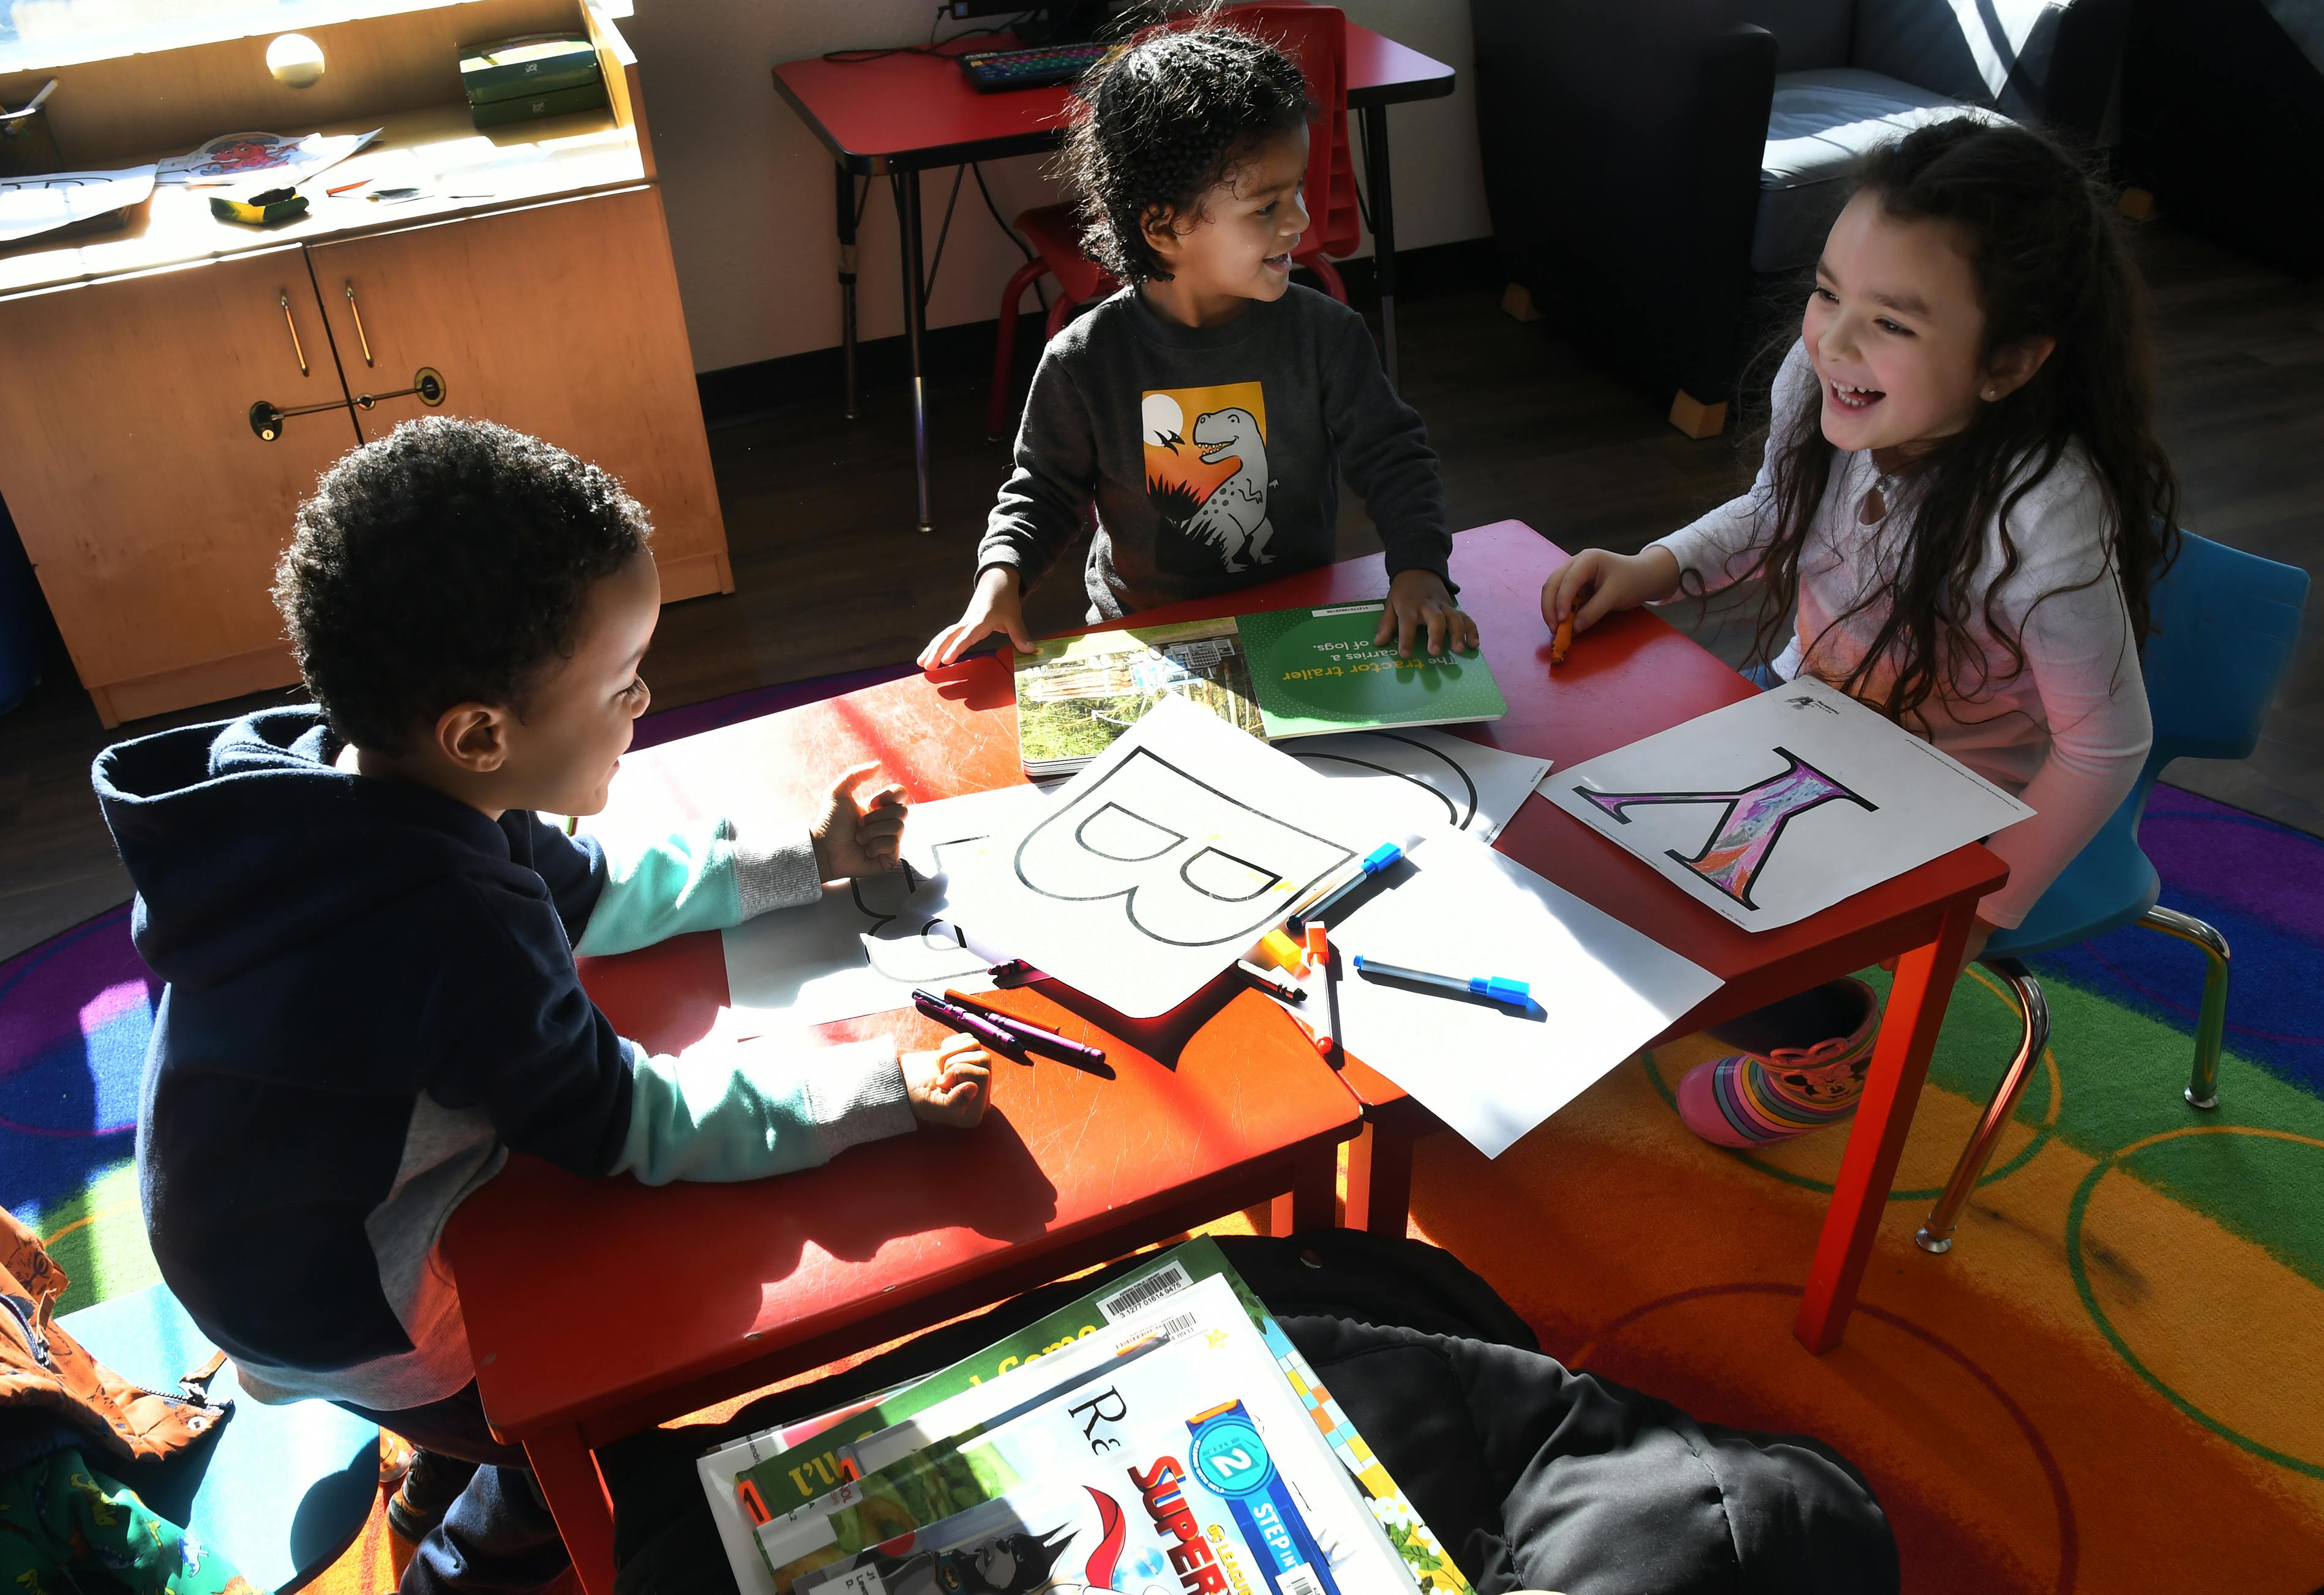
[1235, 959, 1306, 1004]
[1287, 843, 1404, 936]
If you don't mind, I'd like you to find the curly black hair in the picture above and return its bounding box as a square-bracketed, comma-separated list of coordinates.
[272, 417, 651, 754]
[1063, 11, 1314, 284]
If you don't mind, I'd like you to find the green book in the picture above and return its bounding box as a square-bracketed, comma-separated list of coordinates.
[1012, 603, 1503, 777]
[459, 34, 605, 103]
[1235, 600, 1507, 738]
[468, 81, 609, 127]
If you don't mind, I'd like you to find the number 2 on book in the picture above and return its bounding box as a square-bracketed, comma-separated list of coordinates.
[1204, 1446, 1258, 1482]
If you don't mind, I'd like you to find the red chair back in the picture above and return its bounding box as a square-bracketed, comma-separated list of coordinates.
[1219, 4, 1360, 258]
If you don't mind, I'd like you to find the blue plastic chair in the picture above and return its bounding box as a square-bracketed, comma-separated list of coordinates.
[1914, 531, 2311, 1253]
[56, 1285, 381, 1593]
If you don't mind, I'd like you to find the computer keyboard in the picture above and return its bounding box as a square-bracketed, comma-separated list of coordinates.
[957, 40, 1111, 92]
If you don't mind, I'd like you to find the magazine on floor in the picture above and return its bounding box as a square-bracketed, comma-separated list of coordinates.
[707, 1238, 1467, 1595]
[743, 1273, 1436, 1595]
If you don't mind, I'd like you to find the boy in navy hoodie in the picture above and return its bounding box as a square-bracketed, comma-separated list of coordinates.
[92, 418, 992, 1592]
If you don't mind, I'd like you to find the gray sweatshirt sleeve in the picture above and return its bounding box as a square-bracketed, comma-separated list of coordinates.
[977, 348, 1098, 591]
[1321, 315, 1453, 590]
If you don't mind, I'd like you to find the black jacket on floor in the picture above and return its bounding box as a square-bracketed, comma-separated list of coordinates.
[602, 1232, 1898, 1595]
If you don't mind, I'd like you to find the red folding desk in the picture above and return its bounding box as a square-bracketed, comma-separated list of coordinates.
[1095, 522, 2003, 1361]
[771, 12, 1455, 531]
[439, 668, 1362, 1595]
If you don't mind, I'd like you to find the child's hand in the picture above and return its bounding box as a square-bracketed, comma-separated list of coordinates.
[1378, 569, 1480, 659]
[811, 763, 908, 881]
[903, 1034, 991, 1128]
[1540, 547, 1682, 635]
[920, 567, 1033, 670]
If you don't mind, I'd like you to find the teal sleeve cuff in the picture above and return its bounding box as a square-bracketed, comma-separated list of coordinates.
[611, 1034, 909, 1186]
[572, 820, 821, 958]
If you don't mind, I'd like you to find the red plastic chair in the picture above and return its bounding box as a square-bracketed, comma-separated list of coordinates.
[986, 4, 1360, 439]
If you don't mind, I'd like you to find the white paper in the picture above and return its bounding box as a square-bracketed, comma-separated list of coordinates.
[722, 786, 1049, 1027]
[0, 166, 154, 244]
[697, 1432, 790, 1595]
[943, 695, 1416, 1018]
[156, 128, 380, 187]
[1547, 675, 2034, 930]
[1286, 727, 1548, 844]
[1322, 829, 1722, 1157]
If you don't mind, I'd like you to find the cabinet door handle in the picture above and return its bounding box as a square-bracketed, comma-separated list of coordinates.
[345, 281, 373, 367]
[251, 368, 444, 441]
[278, 291, 309, 376]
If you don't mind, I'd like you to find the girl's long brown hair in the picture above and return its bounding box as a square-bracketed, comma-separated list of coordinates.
[1737, 119, 2180, 726]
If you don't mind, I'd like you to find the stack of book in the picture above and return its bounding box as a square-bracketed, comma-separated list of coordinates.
[1014, 603, 1506, 779]
[457, 34, 609, 129]
[701, 1238, 1469, 1595]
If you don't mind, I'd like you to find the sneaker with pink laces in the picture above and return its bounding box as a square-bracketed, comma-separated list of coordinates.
[1676, 977, 1881, 1148]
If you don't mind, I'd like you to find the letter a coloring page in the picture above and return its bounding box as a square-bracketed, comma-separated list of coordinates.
[1548, 676, 2033, 929]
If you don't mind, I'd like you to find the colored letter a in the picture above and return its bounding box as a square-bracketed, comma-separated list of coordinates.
[1575, 747, 1876, 910]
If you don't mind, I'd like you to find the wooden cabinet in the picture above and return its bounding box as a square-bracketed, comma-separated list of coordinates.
[309, 186, 728, 603]
[0, 247, 361, 721]
[0, 3, 727, 727]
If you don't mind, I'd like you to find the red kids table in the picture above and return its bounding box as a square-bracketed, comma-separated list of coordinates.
[1085, 523, 2002, 1356]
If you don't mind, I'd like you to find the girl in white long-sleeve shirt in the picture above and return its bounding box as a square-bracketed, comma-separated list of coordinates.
[1543, 119, 2181, 1149]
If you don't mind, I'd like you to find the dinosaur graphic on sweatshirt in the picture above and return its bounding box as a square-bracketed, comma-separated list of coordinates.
[1142, 382, 1276, 574]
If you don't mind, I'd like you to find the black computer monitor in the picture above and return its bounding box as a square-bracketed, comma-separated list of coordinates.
[944, 1, 1119, 45]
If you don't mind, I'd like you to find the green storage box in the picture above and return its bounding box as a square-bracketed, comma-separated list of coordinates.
[459, 33, 604, 103]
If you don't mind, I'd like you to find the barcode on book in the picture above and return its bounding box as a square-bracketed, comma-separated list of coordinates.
[1096, 1261, 1194, 1323]
[1112, 1310, 1199, 1358]
[1278, 1563, 1325, 1595]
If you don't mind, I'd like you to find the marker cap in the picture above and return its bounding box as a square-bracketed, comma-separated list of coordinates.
[1257, 928, 1308, 974]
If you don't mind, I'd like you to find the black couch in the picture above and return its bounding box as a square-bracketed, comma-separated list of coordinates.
[2121, 0, 2324, 276]
[1470, 0, 2133, 435]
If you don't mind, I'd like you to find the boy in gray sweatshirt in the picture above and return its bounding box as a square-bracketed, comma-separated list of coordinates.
[921, 21, 1476, 668]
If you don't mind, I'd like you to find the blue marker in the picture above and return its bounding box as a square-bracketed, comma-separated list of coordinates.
[1352, 955, 1531, 1010]
[1286, 843, 1404, 935]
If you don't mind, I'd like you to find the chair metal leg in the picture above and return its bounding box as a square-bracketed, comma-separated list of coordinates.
[1917, 958, 2049, 1255]
[2136, 905, 2231, 1110]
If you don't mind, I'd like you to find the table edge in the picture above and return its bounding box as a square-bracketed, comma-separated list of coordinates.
[463, 1120, 1359, 1438]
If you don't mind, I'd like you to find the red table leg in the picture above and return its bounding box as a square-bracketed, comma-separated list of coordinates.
[1794, 904, 1976, 1353]
[1268, 1145, 1341, 1235]
[522, 1421, 618, 1595]
[1342, 1115, 1418, 1238]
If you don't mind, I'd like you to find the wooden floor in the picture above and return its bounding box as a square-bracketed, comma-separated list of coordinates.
[2, 218, 2317, 962]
